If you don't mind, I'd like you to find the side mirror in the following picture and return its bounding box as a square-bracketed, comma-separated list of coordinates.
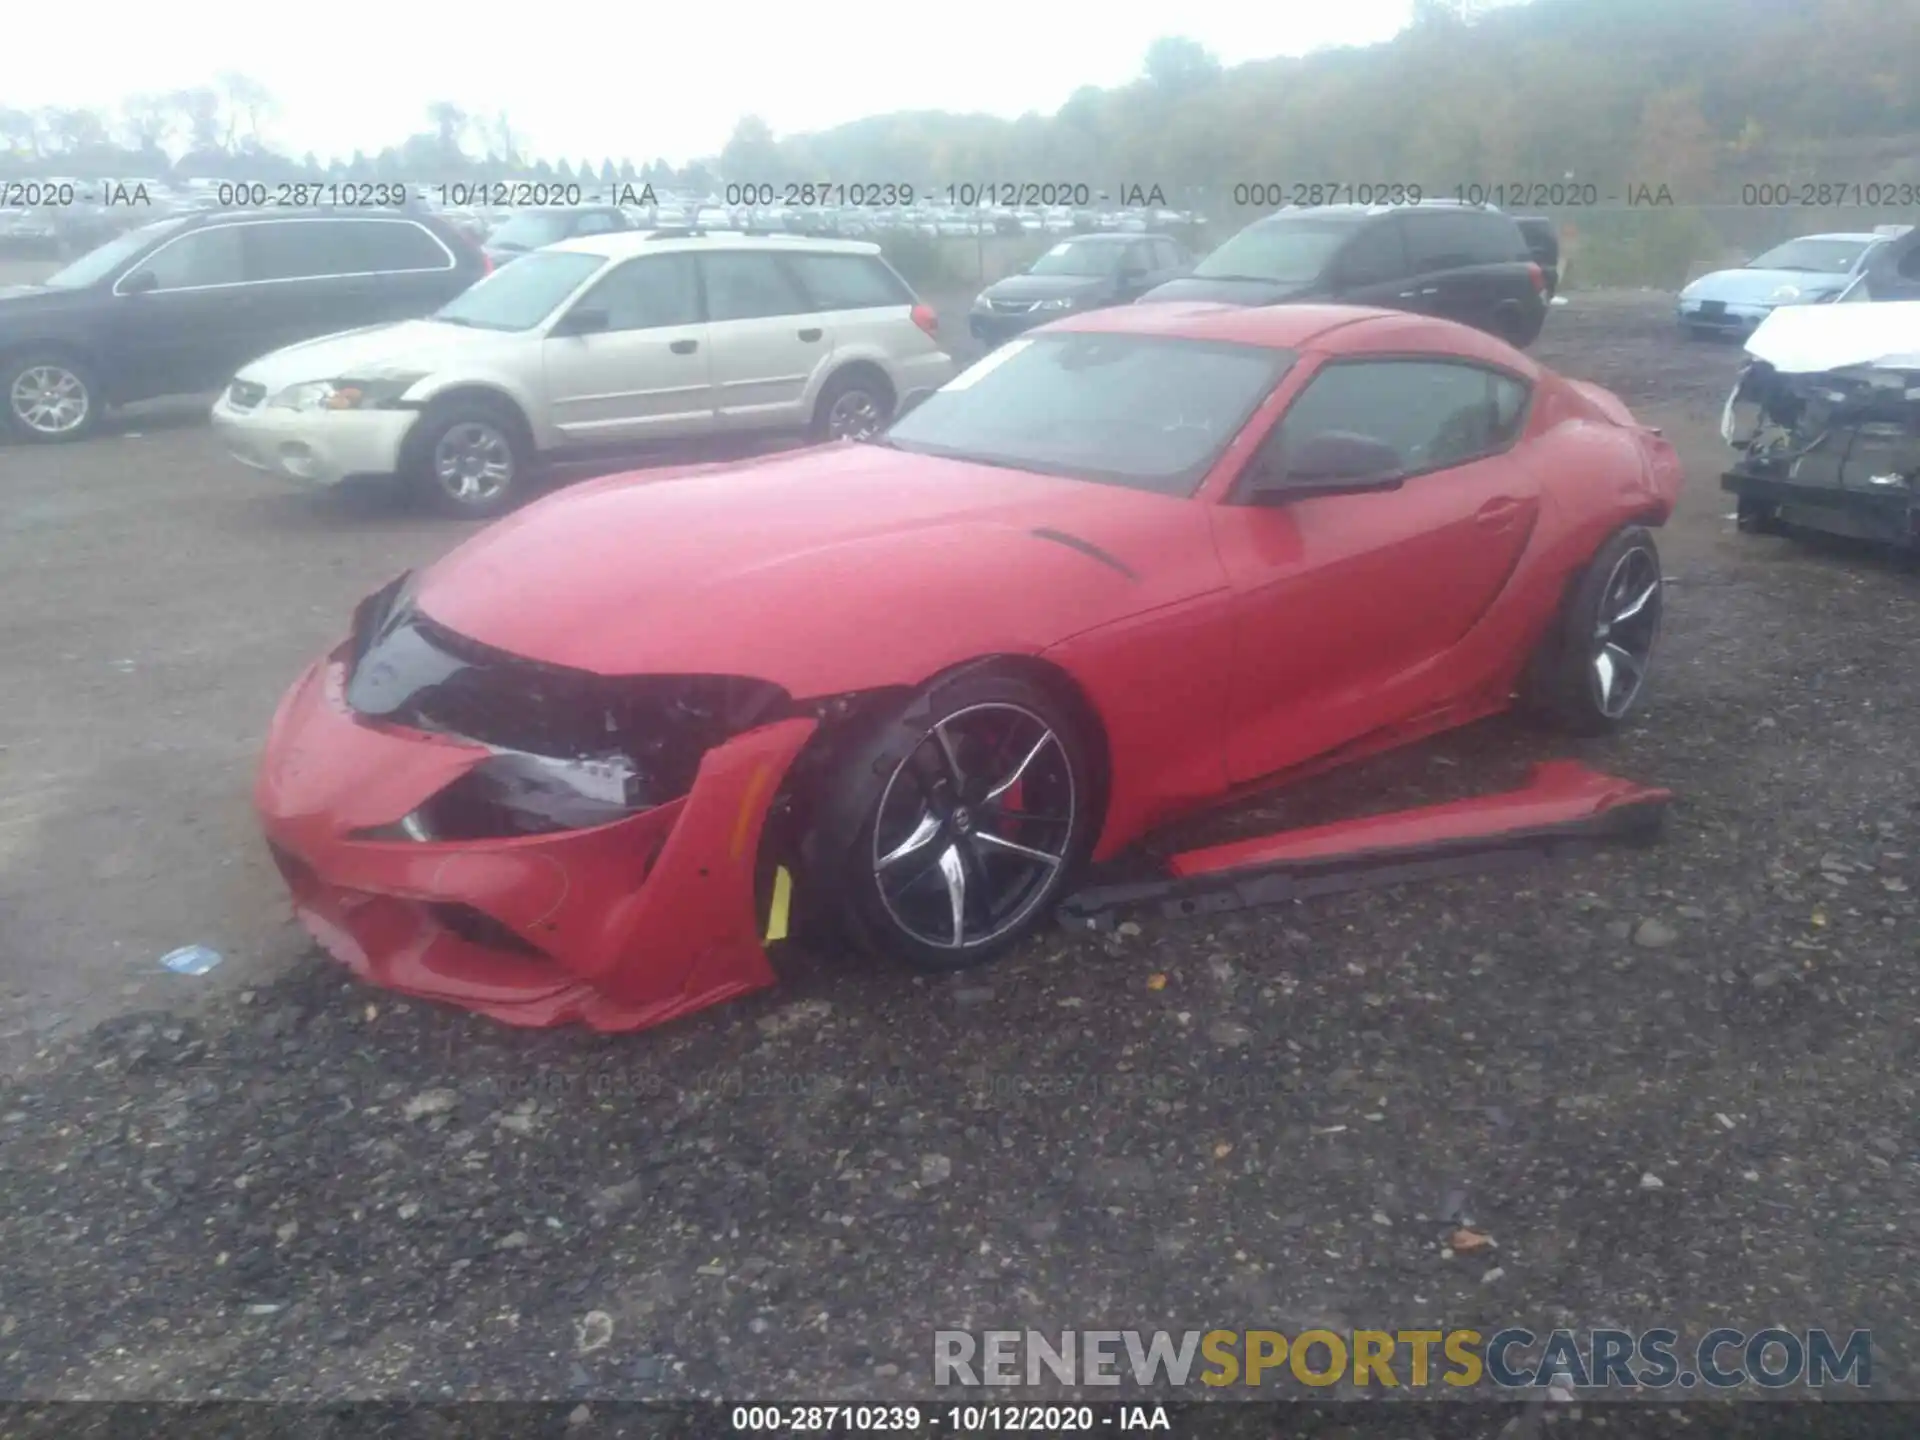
[1250, 431, 1406, 501]
[120, 269, 158, 295]
[554, 307, 609, 337]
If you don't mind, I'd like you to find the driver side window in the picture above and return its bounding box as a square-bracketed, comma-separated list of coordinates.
[134, 225, 247, 291]
[573, 254, 701, 332]
[1257, 359, 1531, 486]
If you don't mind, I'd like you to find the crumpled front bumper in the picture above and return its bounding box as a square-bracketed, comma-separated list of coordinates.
[255, 655, 817, 1030]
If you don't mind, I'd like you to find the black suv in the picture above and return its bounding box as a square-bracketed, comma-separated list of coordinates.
[1141, 202, 1548, 348]
[969, 233, 1193, 347]
[1, 208, 488, 441]
[481, 206, 634, 267]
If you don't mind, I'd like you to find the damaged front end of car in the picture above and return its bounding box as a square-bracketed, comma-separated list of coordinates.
[343, 572, 797, 840]
[255, 570, 838, 1030]
[1721, 305, 1920, 550]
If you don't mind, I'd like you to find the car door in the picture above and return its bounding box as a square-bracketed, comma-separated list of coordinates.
[782, 248, 923, 378]
[105, 221, 257, 400]
[697, 250, 825, 431]
[240, 218, 397, 364]
[1325, 216, 1419, 311]
[1207, 356, 1540, 784]
[540, 251, 715, 446]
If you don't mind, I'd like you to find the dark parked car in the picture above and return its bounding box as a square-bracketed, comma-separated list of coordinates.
[967, 237, 1190, 353]
[1, 208, 489, 442]
[969, 233, 1192, 347]
[482, 206, 634, 266]
[1140, 202, 1548, 348]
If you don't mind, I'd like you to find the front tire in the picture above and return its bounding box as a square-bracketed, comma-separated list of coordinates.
[4, 351, 101, 442]
[405, 399, 532, 519]
[810, 667, 1098, 972]
[1523, 525, 1664, 736]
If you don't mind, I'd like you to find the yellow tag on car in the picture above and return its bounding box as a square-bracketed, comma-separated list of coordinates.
[764, 866, 793, 944]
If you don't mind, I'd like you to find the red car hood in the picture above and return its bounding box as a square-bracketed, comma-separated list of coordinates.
[412, 443, 1223, 695]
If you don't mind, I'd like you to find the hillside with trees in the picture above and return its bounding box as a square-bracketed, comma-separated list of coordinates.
[7, 0, 1916, 194]
[4, 0, 1916, 285]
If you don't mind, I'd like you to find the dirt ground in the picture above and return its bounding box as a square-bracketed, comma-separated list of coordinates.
[2, 277, 1917, 1404]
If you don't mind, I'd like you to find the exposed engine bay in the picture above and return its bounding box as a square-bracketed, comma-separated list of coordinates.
[1721, 266, 1920, 548]
[1725, 358, 1920, 486]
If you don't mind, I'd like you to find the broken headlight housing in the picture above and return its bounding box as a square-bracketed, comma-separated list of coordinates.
[343, 578, 792, 840]
[398, 749, 649, 840]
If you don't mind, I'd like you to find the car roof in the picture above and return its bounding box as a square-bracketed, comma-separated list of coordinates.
[550, 229, 884, 260]
[1771, 232, 1884, 244]
[1054, 301, 1541, 369]
[171, 207, 442, 227]
[1251, 200, 1519, 222]
[1053, 232, 1178, 243]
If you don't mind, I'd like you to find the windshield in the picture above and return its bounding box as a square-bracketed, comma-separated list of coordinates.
[432, 250, 605, 330]
[880, 333, 1293, 496]
[1193, 216, 1355, 285]
[1027, 241, 1125, 278]
[1748, 238, 1872, 274]
[488, 212, 573, 249]
[39, 218, 187, 289]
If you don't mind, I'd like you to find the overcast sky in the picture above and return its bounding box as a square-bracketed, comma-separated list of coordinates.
[19, 0, 1422, 164]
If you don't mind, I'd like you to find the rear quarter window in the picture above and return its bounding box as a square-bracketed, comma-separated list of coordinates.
[1407, 211, 1531, 269]
[787, 252, 913, 310]
[344, 220, 453, 272]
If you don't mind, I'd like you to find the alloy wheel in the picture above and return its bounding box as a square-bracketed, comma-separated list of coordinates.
[1589, 544, 1662, 719]
[827, 390, 884, 440]
[871, 702, 1077, 950]
[432, 421, 515, 505]
[9, 364, 90, 436]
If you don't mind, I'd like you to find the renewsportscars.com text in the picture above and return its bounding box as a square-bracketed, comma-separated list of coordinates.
[933, 1328, 1872, 1389]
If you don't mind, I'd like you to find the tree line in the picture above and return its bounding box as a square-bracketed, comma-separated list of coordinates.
[5, 0, 1917, 206]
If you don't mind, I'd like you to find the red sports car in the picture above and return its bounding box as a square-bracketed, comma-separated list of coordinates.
[256, 303, 1683, 1031]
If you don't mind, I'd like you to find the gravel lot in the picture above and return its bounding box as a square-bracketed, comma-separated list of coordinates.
[2, 276, 1917, 1404]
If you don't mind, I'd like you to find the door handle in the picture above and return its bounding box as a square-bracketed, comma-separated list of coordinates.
[1420, 287, 1440, 296]
[670, 339, 699, 355]
[1397, 291, 1418, 298]
[797, 327, 823, 342]
[1475, 497, 1525, 526]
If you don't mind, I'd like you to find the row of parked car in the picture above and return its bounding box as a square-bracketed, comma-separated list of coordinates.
[0, 176, 1202, 260]
[967, 202, 1559, 349]
[3, 198, 1562, 519]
